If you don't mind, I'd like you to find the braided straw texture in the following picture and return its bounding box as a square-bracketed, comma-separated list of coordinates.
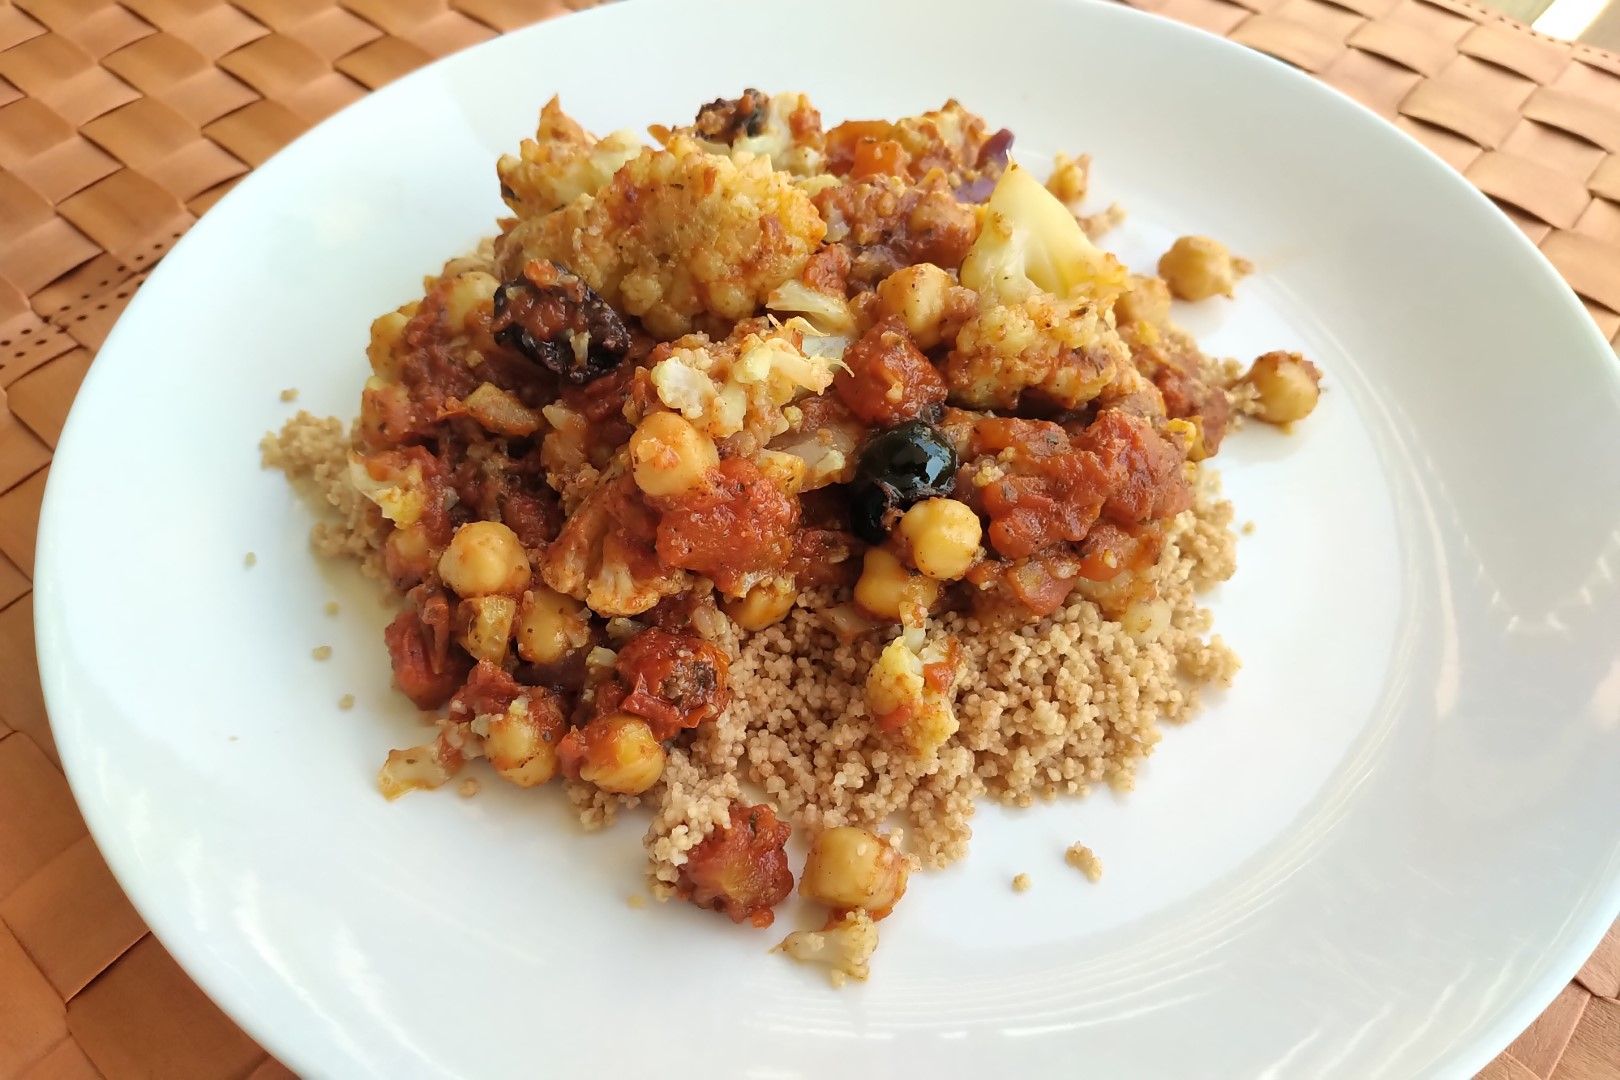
[0, 0, 1614, 1076]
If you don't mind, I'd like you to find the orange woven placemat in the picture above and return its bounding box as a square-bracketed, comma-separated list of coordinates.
[0, 1, 1616, 1077]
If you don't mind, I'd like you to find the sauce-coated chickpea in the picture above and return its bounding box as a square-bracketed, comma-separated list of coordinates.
[439, 521, 530, 598]
[579, 713, 666, 795]
[854, 547, 940, 622]
[896, 499, 982, 580]
[629, 411, 718, 497]
[800, 825, 909, 918]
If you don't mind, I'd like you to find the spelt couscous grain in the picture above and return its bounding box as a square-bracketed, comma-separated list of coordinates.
[1065, 842, 1103, 882]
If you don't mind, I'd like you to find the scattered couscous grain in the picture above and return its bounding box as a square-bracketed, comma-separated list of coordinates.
[1241, 520, 1255, 535]
[1065, 842, 1103, 882]
[279, 388, 299, 402]
[244, 552, 257, 567]
[458, 778, 480, 798]
[339, 694, 356, 710]
[324, 600, 340, 615]
[261, 413, 388, 580]
[1011, 873, 1031, 893]
[627, 894, 647, 910]
[312, 645, 333, 661]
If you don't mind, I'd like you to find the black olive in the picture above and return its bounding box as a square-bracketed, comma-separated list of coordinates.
[848, 420, 957, 544]
[490, 261, 630, 384]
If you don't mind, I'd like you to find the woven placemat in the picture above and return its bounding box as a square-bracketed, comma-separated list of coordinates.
[0, 0, 1616, 1076]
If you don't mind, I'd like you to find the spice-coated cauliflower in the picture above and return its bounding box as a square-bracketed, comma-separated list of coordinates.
[496, 98, 644, 219]
[865, 625, 960, 760]
[944, 292, 1127, 411]
[675, 89, 826, 176]
[645, 318, 845, 449]
[497, 136, 827, 339]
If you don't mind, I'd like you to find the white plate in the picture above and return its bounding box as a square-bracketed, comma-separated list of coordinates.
[34, 0, 1620, 1075]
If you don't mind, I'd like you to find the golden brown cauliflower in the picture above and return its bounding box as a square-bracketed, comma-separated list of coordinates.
[674, 89, 826, 175]
[943, 292, 1128, 411]
[497, 136, 826, 339]
[496, 98, 643, 219]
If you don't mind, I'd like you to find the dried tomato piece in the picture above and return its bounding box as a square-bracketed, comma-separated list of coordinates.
[1075, 409, 1192, 525]
[677, 802, 795, 928]
[384, 605, 470, 709]
[835, 317, 948, 428]
[604, 627, 730, 740]
[655, 458, 798, 594]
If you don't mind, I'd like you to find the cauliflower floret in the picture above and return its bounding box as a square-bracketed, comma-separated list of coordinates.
[679, 89, 825, 175]
[960, 163, 1126, 305]
[647, 321, 844, 443]
[865, 625, 960, 760]
[765, 278, 855, 337]
[349, 450, 426, 527]
[378, 720, 479, 800]
[498, 136, 826, 338]
[776, 909, 878, 986]
[943, 292, 1127, 411]
[825, 100, 1009, 190]
[497, 97, 643, 218]
[540, 470, 690, 616]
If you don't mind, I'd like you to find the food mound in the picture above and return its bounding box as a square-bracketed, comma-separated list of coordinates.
[265, 91, 1321, 982]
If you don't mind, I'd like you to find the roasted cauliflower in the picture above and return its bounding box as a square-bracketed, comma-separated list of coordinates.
[865, 624, 960, 760]
[944, 292, 1128, 411]
[677, 88, 826, 175]
[497, 136, 827, 338]
[496, 97, 643, 219]
[645, 318, 844, 447]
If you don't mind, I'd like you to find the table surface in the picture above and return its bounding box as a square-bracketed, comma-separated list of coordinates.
[0, 1, 1616, 1078]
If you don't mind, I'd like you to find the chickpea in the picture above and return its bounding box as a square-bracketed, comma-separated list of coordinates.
[800, 825, 909, 918]
[439, 521, 531, 598]
[1165, 417, 1210, 462]
[1158, 236, 1244, 301]
[722, 578, 798, 631]
[876, 263, 953, 349]
[444, 270, 499, 333]
[515, 586, 591, 665]
[897, 499, 982, 580]
[358, 377, 413, 448]
[484, 696, 563, 788]
[579, 713, 666, 795]
[384, 524, 434, 588]
[629, 411, 719, 497]
[1242, 351, 1322, 425]
[854, 546, 940, 622]
[366, 307, 411, 381]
